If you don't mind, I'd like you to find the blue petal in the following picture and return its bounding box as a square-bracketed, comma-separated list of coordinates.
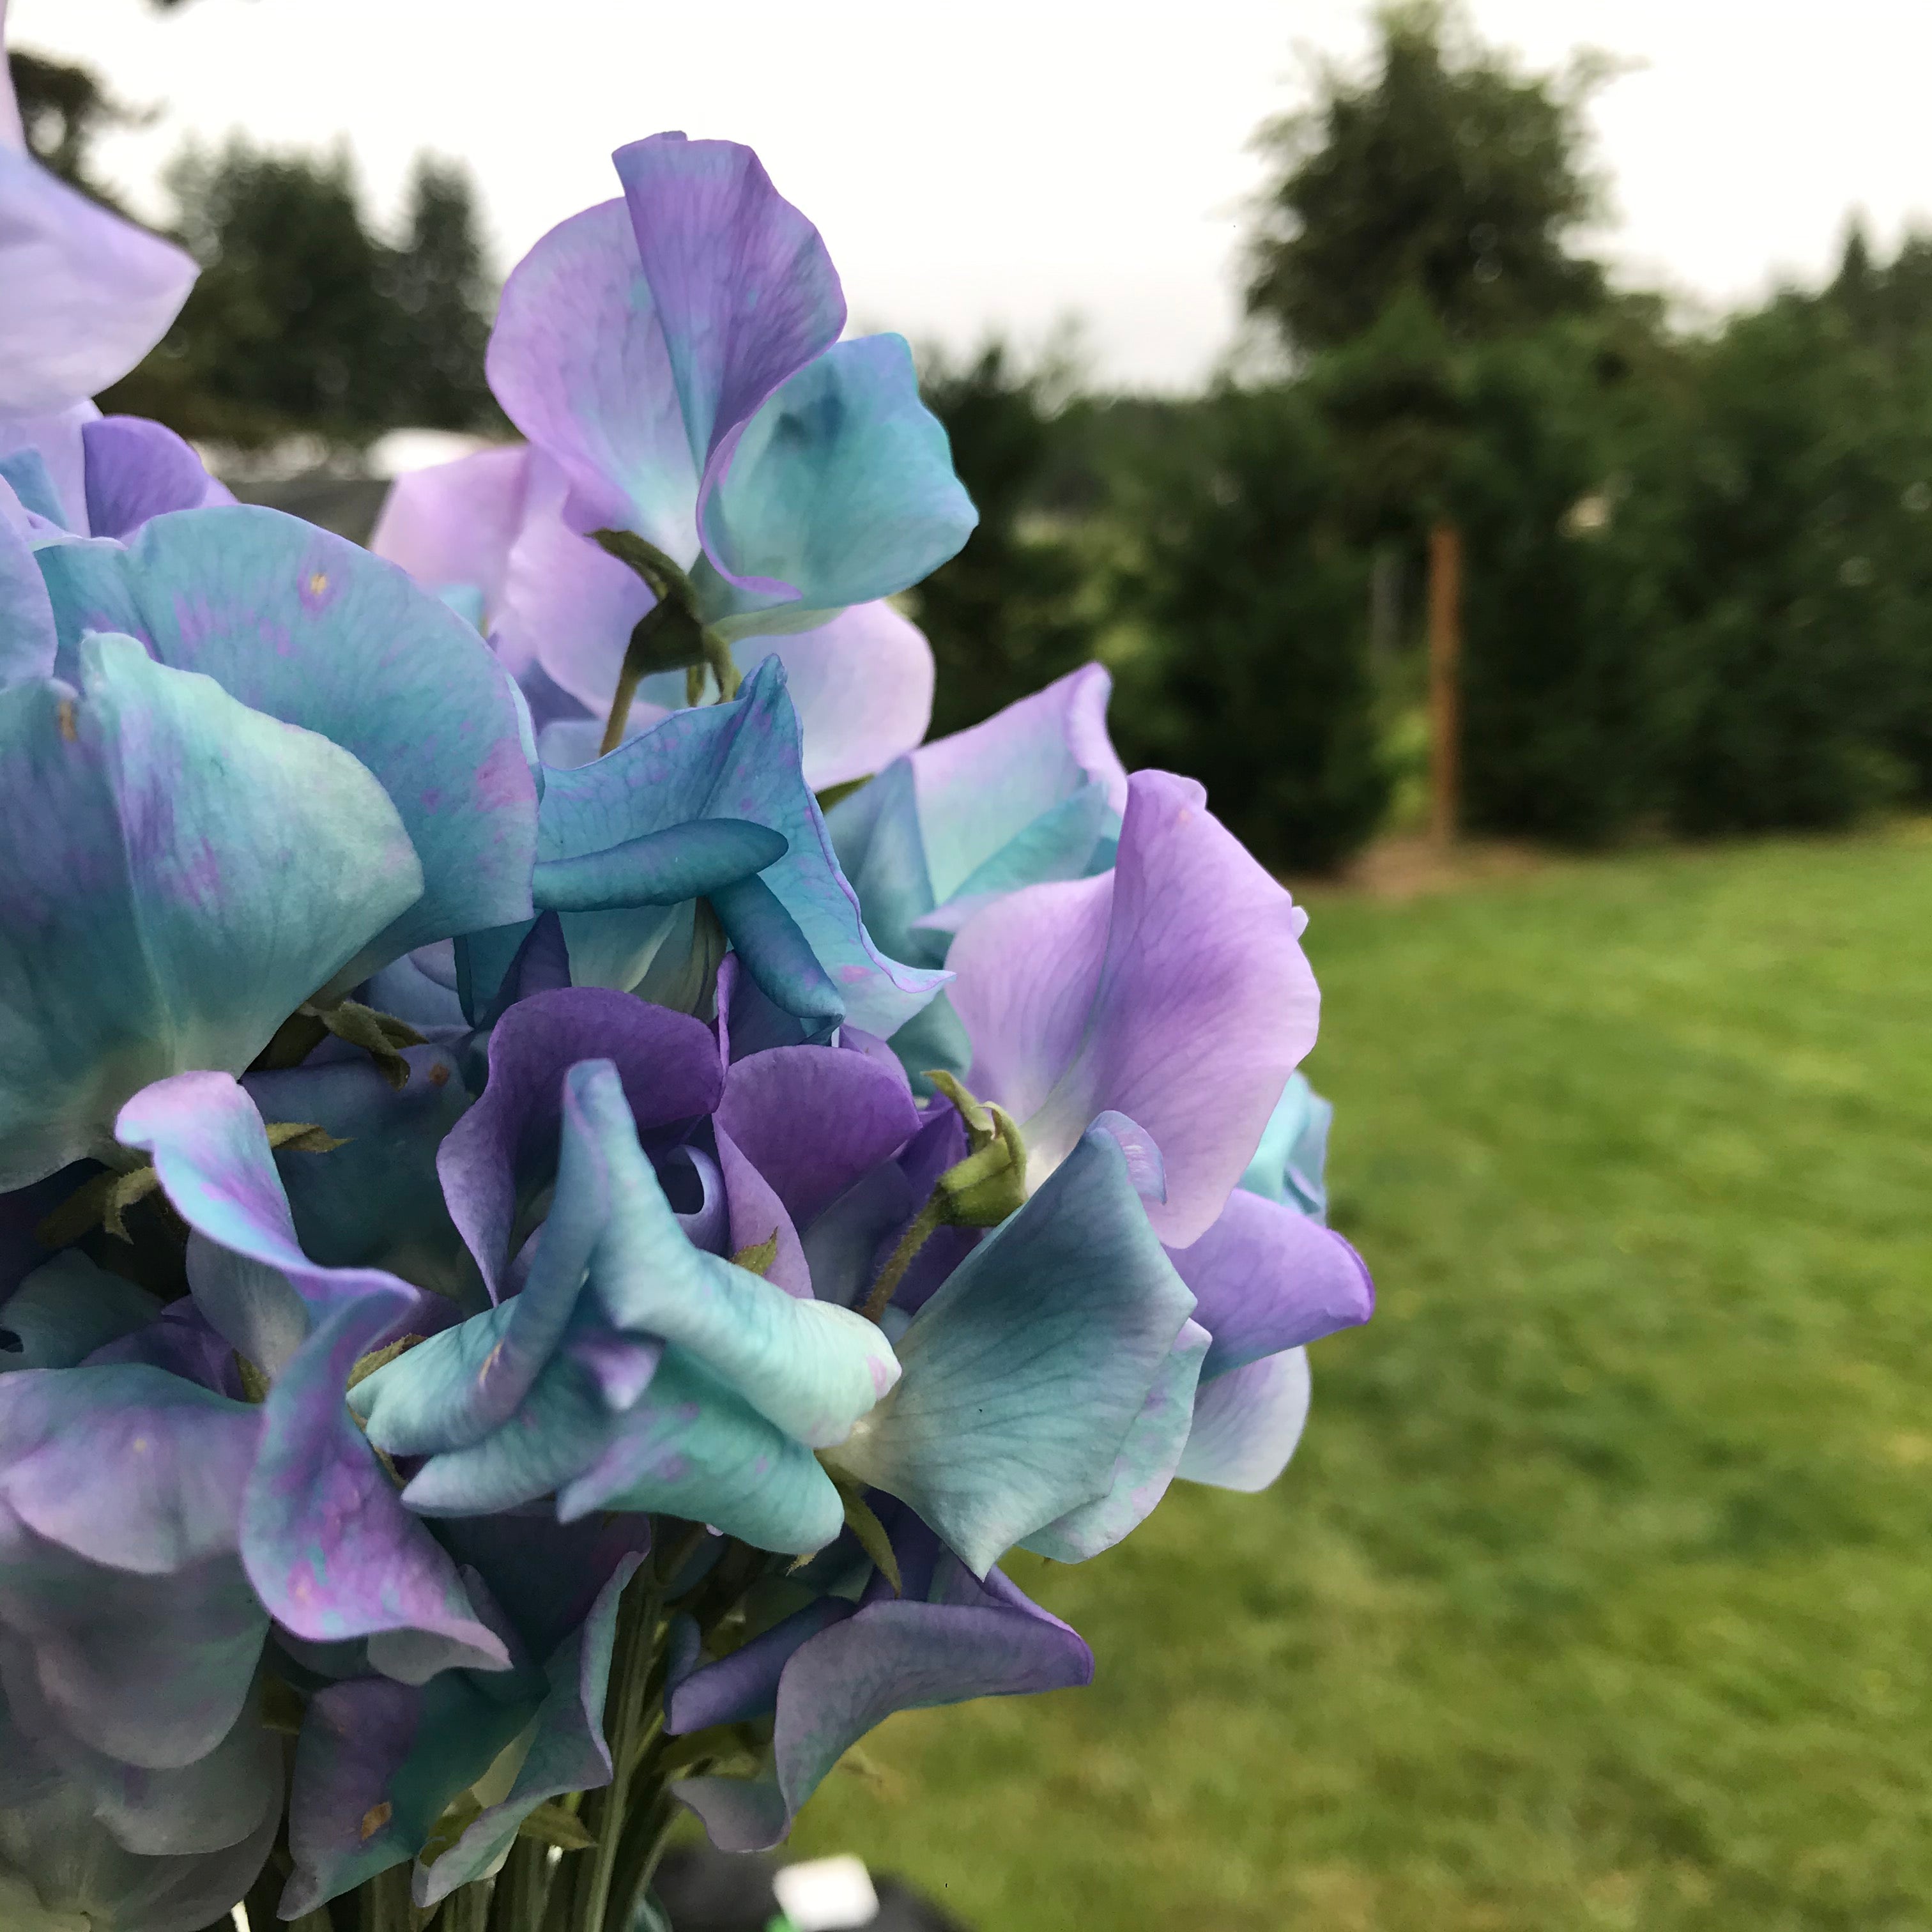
[696, 334, 978, 638]
[416, 1553, 643, 1905]
[1239, 1071, 1334, 1220]
[0, 481, 56, 687]
[36, 507, 539, 980]
[1020, 1316, 1208, 1561]
[533, 816, 786, 913]
[0, 1252, 159, 1372]
[537, 656, 943, 1035]
[829, 1124, 1198, 1575]
[0, 634, 423, 1189]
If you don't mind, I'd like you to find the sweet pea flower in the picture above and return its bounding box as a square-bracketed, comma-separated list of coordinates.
[374, 130, 973, 784]
[375, 447, 936, 795]
[0, 507, 538, 1189]
[349, 986, 916, 1553]
[931, 770, 1371, 1497]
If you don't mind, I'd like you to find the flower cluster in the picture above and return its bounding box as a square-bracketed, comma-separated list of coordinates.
[0, 43, 1372, 1932]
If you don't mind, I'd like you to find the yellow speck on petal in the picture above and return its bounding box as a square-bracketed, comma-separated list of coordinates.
[56, 698, 76, 742]
[360, 1802, 392, 1841]
[131, 1436, 150, 1454]
[309, 571, 329, 595]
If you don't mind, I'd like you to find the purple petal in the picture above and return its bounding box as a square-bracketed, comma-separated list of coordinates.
[436, 988, 722, 1295]
[735, 601, 933, 792]
[1167, 1188, 1373, 1375]
[678, 1535, 1090, 1853]
[666, 1596, 853, 1735]
[712, 1122, 810, 1298]
[80, 415, 233, 539]
[369, 444, 530, 616]
[613, 132, 844, 521]
[500, 458, 654, 700]
[0, 146, 195, 415]
[245, 1291, 509, 1671]
[950, 770, 1320, 1245]
[716, 1045, 921, 1232]
[486, 199, 699, 555]
[1176, 1346, 1311, 1492]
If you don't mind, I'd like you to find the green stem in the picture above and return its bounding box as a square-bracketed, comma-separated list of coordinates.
[485, 1838, 551, 1932]
[602, 1784, 683, 1932]
[550, 1575, 661, 1932]
[443, 1881, 491, 1932]
[859, 1198, 943, 1324]
[356, 1866, 413, 1932]
[599, 605, 675, 756]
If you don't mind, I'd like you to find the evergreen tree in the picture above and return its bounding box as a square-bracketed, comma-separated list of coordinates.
[1110, 385, 1390, 871]
[1247, 0, 1611, 356]
[385, 156, 501, 432]
[912, 341, 1096, 737]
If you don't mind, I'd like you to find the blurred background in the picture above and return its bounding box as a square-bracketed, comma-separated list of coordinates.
[14, 2, 1931, 1925]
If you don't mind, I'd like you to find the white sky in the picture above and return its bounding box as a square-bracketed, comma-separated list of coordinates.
[10, 0, 1932, 390]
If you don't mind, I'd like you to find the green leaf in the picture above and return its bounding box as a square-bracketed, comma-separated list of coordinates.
[516, 1800, 597, 1852]
[731, 1229, 781, 1278]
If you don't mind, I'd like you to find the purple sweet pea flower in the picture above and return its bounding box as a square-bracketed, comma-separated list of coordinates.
[946, 767, 1319, 1246]
[350, 988, 916, 1554]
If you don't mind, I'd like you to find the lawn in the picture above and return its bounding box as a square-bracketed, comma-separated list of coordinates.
[781, 823, 1932, 1931]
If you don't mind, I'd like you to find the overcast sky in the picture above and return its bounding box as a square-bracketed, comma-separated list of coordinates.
[10, 0, 1932, 389]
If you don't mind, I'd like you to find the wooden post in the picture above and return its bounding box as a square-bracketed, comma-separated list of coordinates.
[1427, 520, 1462, 846]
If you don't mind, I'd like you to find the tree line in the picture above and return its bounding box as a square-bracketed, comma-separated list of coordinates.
[19, 1, 1932, 869]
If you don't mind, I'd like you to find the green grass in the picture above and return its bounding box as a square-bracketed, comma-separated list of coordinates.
[781, 822, 1932, 1931]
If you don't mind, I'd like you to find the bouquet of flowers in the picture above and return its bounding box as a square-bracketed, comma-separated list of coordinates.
[0, 28, 1372, 1931]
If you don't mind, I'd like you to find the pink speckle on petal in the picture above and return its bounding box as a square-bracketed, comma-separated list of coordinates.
[838, 964, 870, 985]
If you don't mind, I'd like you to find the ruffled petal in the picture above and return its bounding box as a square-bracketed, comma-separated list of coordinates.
[37, 507, 539, 979]
[0, 147, 195, 416]
[485, 199, 698, 557]
[1176, 1346, 1312, 1492]
[615, 132, 845, 510]
[696, 334, 977, 634]
[950, 770, 1320, 1245]
[909, 662, 1128, 902]
[434, 987, 721, 1297]
[369, 444, 531, 616]
[1167, 1188, 1373, 1377]
[830, 1123, 1197, 1575]
[536, 656, 944, 1036]
[0, 634, 422, 1189]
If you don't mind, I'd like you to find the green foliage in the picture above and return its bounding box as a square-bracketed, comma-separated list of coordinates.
[6, 47, 144, 196]
[911, 341, 1096, 738]
[1448, 318, 1683, 841]
[102, 138, 499, 449]
[1247, 0, 1611, 355]
[1110, 385, 1390, 871]
[788, 825, 1932, 1929]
